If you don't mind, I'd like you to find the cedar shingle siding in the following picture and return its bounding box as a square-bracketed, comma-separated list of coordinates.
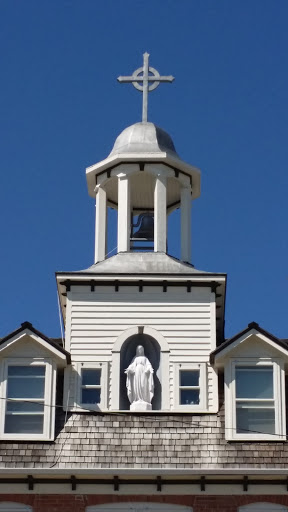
[1, 379, 287, 469]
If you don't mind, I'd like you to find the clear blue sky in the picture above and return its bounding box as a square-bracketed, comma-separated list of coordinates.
[1, 0, 288, 339]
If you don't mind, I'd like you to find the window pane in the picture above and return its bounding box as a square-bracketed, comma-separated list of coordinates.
[236, 403, 275, 434]
[180, 370, 199, 387]
[5, 414, 44, 434]
[82, 369, 101, 386]
[7, 377, 45, 399]
[236, 366, 273, 399]
[6, 401, 44, 413]
[180, 389, 200, 405]
[8, 366, 45, 377]
[82, 388, 101, 404]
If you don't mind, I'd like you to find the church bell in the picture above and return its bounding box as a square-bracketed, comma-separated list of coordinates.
[131, 213, 154, 240]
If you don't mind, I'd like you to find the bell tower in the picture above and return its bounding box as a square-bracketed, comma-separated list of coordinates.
[56, 54, 227, 415]
[86, 54, 201, 264]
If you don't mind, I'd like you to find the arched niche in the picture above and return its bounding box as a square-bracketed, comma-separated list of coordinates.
[120, 333, 161, 410]
[111, 326, 170, 411]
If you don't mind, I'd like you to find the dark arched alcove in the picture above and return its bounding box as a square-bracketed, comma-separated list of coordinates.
[120, 333, 161, 410]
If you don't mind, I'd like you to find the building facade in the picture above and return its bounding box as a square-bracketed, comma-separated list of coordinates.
[0, 56, 288, 512]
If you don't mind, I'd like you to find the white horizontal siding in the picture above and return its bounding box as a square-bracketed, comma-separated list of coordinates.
[71, 355, 111, 363]
[71, 330, 210, 338]
[66, 288, 216, 411]
[72, 317, 210, 324]
[72, 302, 210, 310]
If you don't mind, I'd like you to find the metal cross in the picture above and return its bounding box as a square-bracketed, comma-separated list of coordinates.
[117, 53, 174, 122]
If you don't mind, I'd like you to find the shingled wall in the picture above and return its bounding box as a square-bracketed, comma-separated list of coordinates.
[0, 378, 287, 469]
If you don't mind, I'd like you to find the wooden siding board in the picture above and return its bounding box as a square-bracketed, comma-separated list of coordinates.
[68, 289, 215, 412]
[71, 312, 211, 318]
[71, 303, 211, 310]
[71, 318, 211, 325]
[70, 330, 211, 338]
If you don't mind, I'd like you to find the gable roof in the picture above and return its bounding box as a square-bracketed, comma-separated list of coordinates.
[0, 321, 71, 364]
[210, 321, 288, 365]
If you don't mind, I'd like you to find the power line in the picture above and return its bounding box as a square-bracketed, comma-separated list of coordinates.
[1, 396, 286, 439]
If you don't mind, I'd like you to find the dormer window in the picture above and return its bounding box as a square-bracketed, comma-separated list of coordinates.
[5, 364, 46, 434]
[211, 323, 288, 441]
[0, 358, 57, 441]
[235, 364, 275, 435]
[0, 322, 69, 440]
[226, 359, 285, 441]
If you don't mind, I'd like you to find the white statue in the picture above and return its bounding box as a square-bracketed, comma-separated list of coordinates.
[125, 345, 154, 411]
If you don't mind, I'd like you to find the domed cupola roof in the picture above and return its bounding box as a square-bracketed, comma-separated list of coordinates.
[86, 120, 200, 200]
[109, 122, 178, 157]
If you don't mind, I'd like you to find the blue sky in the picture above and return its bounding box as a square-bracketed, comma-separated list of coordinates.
[1, 0, 288, 339]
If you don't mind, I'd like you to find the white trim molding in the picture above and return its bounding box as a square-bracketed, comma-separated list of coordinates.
[213, 329, 288, 368]
[0, 329, 67, 366]
[112, 326, 170, 353]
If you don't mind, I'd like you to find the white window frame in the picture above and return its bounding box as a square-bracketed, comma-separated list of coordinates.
[0, 357, 56, 441]
[225, 358, 285, 441]
[239, 504, 288, 512]
[75, 362, 108, 411]
[173, 362, 207, 411]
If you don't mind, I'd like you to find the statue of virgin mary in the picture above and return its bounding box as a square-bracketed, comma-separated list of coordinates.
[125, 345, 154, 411]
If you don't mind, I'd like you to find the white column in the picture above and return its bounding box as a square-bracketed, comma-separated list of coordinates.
[180, 185, 191, 262]
[94, 186, 107, 263]
[154, 174, 167, 252]
[117, 174, 131, 252]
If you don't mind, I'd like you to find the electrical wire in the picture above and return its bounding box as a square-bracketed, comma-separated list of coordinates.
[105, 245, 118, 258]
[2, 396, 286, 439]
[49, 413, 79, 468]
[57, 291, 65, 346]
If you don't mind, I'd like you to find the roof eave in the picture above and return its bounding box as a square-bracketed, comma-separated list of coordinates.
[210, 323, 288, 366]
[86, 153, 201, 198]
[0, 322, 71, 365]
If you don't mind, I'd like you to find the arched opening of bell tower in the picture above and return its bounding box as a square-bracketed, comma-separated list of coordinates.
[94, 162, 192, 260]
